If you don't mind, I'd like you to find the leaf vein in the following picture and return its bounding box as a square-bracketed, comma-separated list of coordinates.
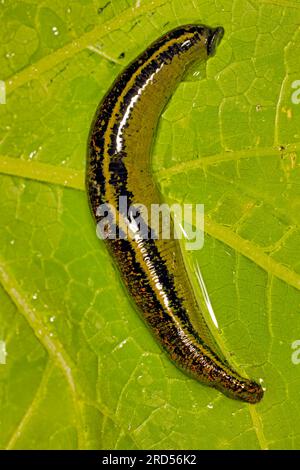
[0, 260, 87, 449]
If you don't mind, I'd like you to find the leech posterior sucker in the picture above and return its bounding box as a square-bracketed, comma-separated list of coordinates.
[86, 24, 264, 404]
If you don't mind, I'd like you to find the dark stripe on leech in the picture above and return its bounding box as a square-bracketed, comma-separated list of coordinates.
[89, 28, 200, 209]
[106, 39, 200, 209]
[109, 236, 206, 343]
[101, 35, 204, 328]
[109, 238, 229, 377]
[108, 35, 199, 140]
[90, 27, 205, 330]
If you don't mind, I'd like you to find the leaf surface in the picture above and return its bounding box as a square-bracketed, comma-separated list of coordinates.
[1, 0, 300, 450]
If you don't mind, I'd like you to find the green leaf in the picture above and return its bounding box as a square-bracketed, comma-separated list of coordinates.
[1, 0, 300, 450]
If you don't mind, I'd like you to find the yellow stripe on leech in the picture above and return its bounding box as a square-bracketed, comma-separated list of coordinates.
[98, 30, 234, 370]
[102, 31, 197, 203]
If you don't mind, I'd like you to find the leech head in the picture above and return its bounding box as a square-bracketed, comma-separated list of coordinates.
[178, 24, 224, 58]
[206, 26, 224, 57]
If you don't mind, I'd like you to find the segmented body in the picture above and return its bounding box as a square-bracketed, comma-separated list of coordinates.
[86, 24, 263, 404]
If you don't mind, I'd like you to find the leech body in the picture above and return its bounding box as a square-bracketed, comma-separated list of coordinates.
[87, 24, 263, 404]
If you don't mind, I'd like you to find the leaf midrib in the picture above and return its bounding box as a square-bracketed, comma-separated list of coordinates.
[0, 261, 86, 449]
[5, 0, 168, 95]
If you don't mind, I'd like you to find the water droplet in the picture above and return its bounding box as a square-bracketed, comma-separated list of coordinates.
[10, 239, 15, 245]
[116, 339, 127, 349]
[5, 51, 15, 59]
[207, 403, 214, 409]
[49, 316, 56, 323]
[32, 293, 38, 300]
[28, 150, 37, 160]
[52, 26, 59, 36]
[259, 377, 267, 391]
